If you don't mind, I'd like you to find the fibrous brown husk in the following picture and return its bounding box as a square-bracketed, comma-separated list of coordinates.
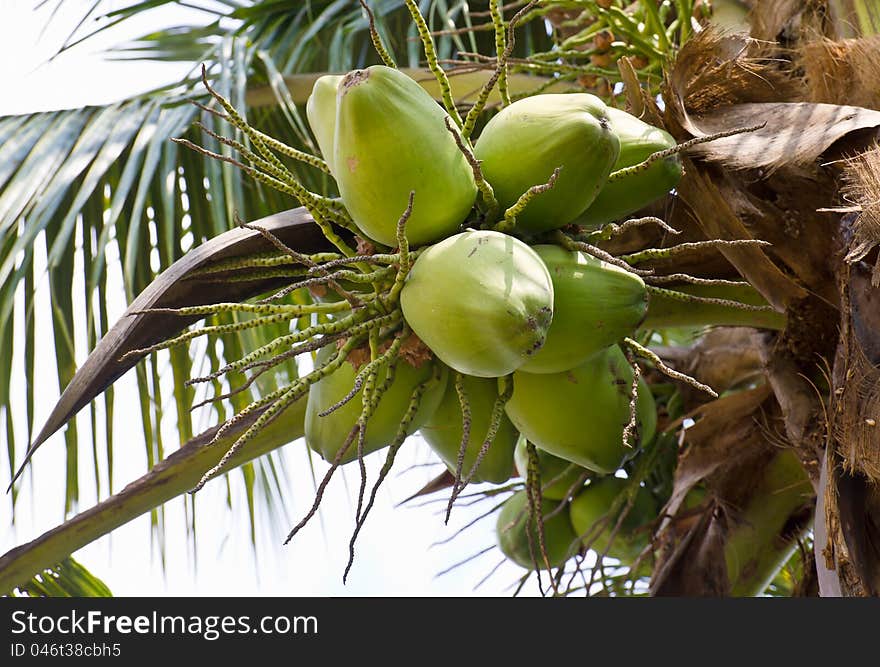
[840, 145, 880, 280]
[833, 148, 880, 482]
[820, 449, 880, 597]
[747, 0, 834, 43]
[799, 36, 880, 110]
[665, 26, 797, 128]
[832, 260, 880, 482]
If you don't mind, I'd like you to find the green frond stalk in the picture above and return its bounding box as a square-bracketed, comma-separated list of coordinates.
[645, 284, 777, 314]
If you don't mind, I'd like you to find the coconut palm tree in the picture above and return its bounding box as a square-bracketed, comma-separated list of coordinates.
[2, 0, 880, 597]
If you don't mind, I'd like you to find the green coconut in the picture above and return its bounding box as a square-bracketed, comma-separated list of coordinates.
[513, 437, 590, 501]
[518, 245, 647, 374]
[505, 345, 657, 474]
[496, 490, 578, 570]
[400, 230, 554, 378]
[569, 476, 657, 561]
[306, 74, 343, 173]
[334, 65, 477, 246]
[305, 343, 448, 465]
[473, 93, 620, 234]
[420, 374, 517, 484]
[578, 106, 682, 228]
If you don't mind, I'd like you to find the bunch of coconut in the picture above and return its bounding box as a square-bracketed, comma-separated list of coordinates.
[302, 65, 681, 569]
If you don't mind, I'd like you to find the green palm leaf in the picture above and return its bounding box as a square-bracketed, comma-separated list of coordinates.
[8, 556, 113, 598]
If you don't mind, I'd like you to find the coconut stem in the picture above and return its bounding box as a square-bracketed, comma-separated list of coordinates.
[343, 363, 443, 582]
[622, 239, 771, 265]
[585, 216, 680, 242]
[444, 116, 500, 220]
[645, 284, 777, 314]
[190, 101, 332, 174]
[524, 441, 559, 590]
[606, 123, 767, 183]
[194, 335, 365, 490]
[358, 0, 397, 68]
[496, 167, 561, 232]
[623, 336, 718, 398]
[318, 330, 405, 417]
[490, 0, 510, 106]
[403, 0, 464, 129]
[642, 283, 786, 330]
[461, 0, 539, 138]
[446, 372, 474, 523]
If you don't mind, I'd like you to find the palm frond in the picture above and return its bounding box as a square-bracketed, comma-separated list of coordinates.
[1, 392, 307, 596]
[0, 40, 320, 533]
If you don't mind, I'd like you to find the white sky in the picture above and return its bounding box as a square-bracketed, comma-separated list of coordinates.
[0, 1, 543, 596]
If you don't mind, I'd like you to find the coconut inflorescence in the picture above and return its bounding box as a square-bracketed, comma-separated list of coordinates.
[163, 5, 764, 588]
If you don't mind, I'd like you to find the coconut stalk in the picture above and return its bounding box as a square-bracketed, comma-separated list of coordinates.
[0, 399, 306, 596]
[642, 283, 786, 330]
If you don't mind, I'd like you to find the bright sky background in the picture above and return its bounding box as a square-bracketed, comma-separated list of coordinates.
[0, 1, 544, 597]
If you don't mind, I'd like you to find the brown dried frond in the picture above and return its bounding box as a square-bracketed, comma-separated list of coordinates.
[799, 36, 880, 109]
[338, 336, 369, 368]
[665, 26, 880, 174]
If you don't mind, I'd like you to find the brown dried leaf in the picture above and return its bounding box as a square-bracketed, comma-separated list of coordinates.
[653, 328, 765, 393]
[675, 162, 809, 310]
[650, 502, 730, 597]
[398, 332, 432, 369]
[356, 236, 377, 256]
[682, 102, 880, 172]
[666, 28, 880, 172]
[662, 384, 773, 522]
[397, 469, 455, 506]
